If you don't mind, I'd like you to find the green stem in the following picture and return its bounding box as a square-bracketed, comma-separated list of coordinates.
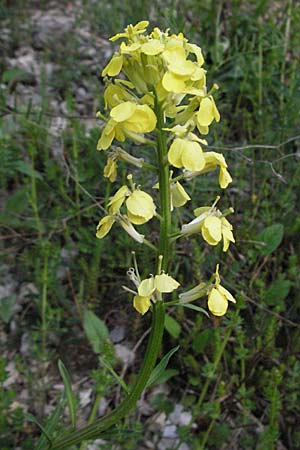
[50, 302, 164, 449]
[49, 95, 171, 450]
[196, 322, 233, 409]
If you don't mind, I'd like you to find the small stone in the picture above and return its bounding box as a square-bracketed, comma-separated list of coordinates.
[109, 325, 125, 343]
[114, 344, 135, 366]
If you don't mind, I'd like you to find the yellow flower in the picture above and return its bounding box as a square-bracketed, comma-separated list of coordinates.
[97, 101, 157, 151]
[184, 152, 232, 189]
[181, 202, 235, 252]
[126, 189, 156, 225]
[201, 216, 235, 251]
[168, 138, 205, 171]
[109, 20, 149, 42]
[207, 265, 236, 316]
[138, 273, 180, 296]
[132, 273, 180, 315]
[170, 181, 191, 208]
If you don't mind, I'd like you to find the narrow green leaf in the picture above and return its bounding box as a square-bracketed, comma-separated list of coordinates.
[58, 360, 77, 428]
[149, 368, 179, 386]
[25, 413, 52, 446]
[83, 310, 109, 354]
[99, 356, 129, 394]
[146, 345, 180, 388]
[173, 302, 209, 317]
[164, 314, 181, 339]
[35, 396, 65, 450]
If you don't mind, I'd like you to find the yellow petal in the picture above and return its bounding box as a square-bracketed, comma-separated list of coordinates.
[181, 141, 205, 171]
[211, 95, 220, 122]
[218, 285, 236, 303]
[186, 43, 204, 66]
[125, 105, 157, 133]
[162, 72, 186, 93]
[197, 97, 214, 127]
[97, 120, 116, 150]
[110, 102, 136, 122]
[104, 84, 133, 109]
[96, 215, 115, 239]
[202, 216, 222, 245]
[108, 185, 128, 214]
[168, 138, 184, 168]
[154, 274, 180, 293]
[127, 210, 148, 225]
[138, 278, 155, 297]
[219, 167, 232, 189]
[133, 295, 151, 315]
[208, 288, 228, 316]
[168, 59, 195, 77]
[221, 218, 235, 251]
[126, 190, 156, 222]
[171, 182, 191, 207]
[141, 39, 164, 55]
[120, 42, 141, 54]
[102, 54, 123, 77]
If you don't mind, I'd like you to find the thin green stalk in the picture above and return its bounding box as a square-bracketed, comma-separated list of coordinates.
[41, 246, 49, 361]
[198, 417, 216, 450]
[50, 302, 164, 449]
[49, 96, 171, 450]
[196, 321, 234, 409]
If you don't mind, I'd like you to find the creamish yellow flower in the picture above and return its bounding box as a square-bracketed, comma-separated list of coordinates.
[97, 101, 157, 150]
[109, 20, 149, 42]
[184, 152, 232, 189]
[126, 189, 156, 224]
[138, 273, 180, 297]
[168, 137, 205, 172]
[133, 273, 180, 315]
[207, 265, 236, 316]
[181, 203, 235, 252]
[201, 216, 235, 252]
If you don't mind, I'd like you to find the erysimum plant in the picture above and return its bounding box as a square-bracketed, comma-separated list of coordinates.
[50, 21, 236, 449]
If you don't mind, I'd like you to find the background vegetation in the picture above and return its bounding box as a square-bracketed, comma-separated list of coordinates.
[1, 0, 300, 449]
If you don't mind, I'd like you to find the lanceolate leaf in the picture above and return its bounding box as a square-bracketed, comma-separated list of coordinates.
[58, 359, 77, 428]
[146, 345, 180, 388]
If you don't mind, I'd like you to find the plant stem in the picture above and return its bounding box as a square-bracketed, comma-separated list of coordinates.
[49, 96, 171, 450]
[196, 321, 233, 409]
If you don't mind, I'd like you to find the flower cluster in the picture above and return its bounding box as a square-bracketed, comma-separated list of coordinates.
[95, 21, 236, 317]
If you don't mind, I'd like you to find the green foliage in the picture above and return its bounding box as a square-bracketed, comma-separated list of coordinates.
[1, 0, 300, 448]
